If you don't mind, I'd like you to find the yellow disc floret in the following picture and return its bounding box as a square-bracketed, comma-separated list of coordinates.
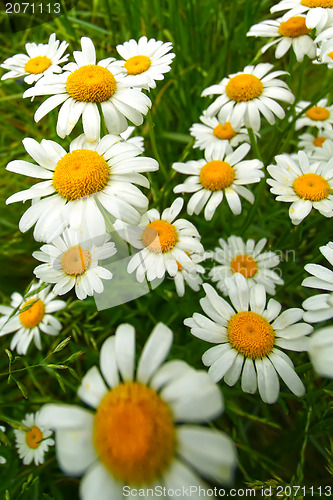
[66, 65, 117, 102]
[19, 299, 45, 329]
[305, 106, 330, 121]
[199, 160, 235, 191]
[213, 122, 237, 140]
[53, 149, 110, 200]
[227, 311, 275, 359]
[301, 0, 333, 7]
[24, 56, 52, 74]
[231, 254, 258, 278]
[94, 382, 176, 484]
[26, 426, 43, 449]
[61, 246, 91, 276]
[328, 51, 333, 59]
[278, 16, 311, 37]
[142, 220, 178, 253]
[313, 136, 327, 147]
[293, 173, 330, 201]
[226, 74, 263, 102]
[124, 55, 151, 75]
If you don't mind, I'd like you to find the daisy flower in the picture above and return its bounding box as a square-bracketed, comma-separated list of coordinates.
[115, 36, 175, 89]
[115, 198, 204, 282]
[310, 136, 333, 160]
[189, 112, 251, 157]
[6, 134, 158, 243]
[201, 63, 294, 132]
[308, 326, 333, 378]
[0, 426, 6, 465]
[23, 37, 152, 141]
[14, 412, 54, 466]
[173, 143, 264, 219]
[295, 99, 333, 131]
[0, 282, 66, 355]
[184, 275, 312, 404]
[173, 253, 206, 297]
[271, 0, 333, 31]
[267, 150, 333, 225]
[298, 131, 333, 153]
[302, 241, 333, 323]
[247, 16, 316, 62]
[1, 33, 68, 85]
[38, 323, 237, 497]
[33, 229, 116, 301]
[209, 236, 284, 296]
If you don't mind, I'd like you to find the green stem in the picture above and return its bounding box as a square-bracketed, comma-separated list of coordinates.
[247, 127, 262, 162]
[94, 199, 129, 256]
[147, 112, 169, 181]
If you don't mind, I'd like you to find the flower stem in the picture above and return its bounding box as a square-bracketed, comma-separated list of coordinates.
[147, 111, 169, 181]
[247, 127, 262, 162]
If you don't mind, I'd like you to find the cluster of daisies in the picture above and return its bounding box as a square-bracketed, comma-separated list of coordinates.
[1, 0, 333, 494]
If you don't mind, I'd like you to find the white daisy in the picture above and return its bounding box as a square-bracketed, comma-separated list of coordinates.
[209, 236, 284, 296]
[308, 326, 333, 378]
[120, 125, 145, 152]
[298, 132, 333, 153]
[201, 63, 294, 132]
[6, 134, 158, 243]
[314, 30, 333, 67]
[115, 36, 175, 89]
[267, 150, 333, 225]
[247, 15, 316, 62]
[14, 412, 54, 466]
[310, 136, 333, 160]
[23, 37, 152, 141]
[0, 426, 6, 465]
[173, 143, 264, 219]
[271, 0, 333, 31]
[184, 275, 312, 404]
[33, 228, 116, 301]
[38, 322, 237, 498]
[0, 281, 66, 355]
[115, 198, 204, 282]
[302, 241, 333, 323]
[295, 99, 333, 131]
[1, 33, 69, 85]
[173, 253, 206, 297]
[189, 112, 251, 157]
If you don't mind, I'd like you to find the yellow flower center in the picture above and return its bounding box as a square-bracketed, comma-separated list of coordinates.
[227, 311, 275, 359]
[66, 65, 117, 102]
[61, 245, 91, 276]
[26, 426, 43, 449]
[293, 173, 330, 201]
[231, 254, 258, 278]
[278, 16, 311, 37]
[53, 149, 110, 201]
[328, 51, 333, 59]
[124, 55, 151, 75]
[93, 382, 175, 485]
[305, 106, 330, 121]
[226, 74, 263, 102]
[199, 160, 235, 191]
[19, 299, 45, 329]
[213, 122, 237, 140]
[301, 0, 333, 7]
[24, 56, 52, 74]
[142, 220, 178, 253]
[313, 136, 327, 147]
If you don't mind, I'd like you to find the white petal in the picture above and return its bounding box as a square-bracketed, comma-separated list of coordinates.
[77, 366, 108, 409]
[115, 323, 135, 381]
[137, 323, 173, 384]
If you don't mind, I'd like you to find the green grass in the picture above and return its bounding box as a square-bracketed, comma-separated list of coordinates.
[0, 0, 333, 498]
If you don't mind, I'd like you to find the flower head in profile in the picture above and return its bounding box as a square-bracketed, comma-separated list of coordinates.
[201, 63, 294, 131]
[38, 323, 237, 497]
[115, 36, 175, 89]
[116, 198, 204, 282]
[271, 0, 333, 31]
[267, 151, 333, 225]
[247, 15, 316, 62]
[189, 112, 251, 157]
[184, 275, 312, 404]
[209, 236, 283, 296]
[298, 132, 333, 154]
[6, 134, 158, 243]
[295, 99, 333, 131]
[302, 241, 333, 323]
[0, 282, 66, 355]
[33, 229, 116, 300]
[23, 37, 151, 141]
[14, 412, 54, 466]
[173, 143, 264, 219]
[1, 33, 68, 84]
